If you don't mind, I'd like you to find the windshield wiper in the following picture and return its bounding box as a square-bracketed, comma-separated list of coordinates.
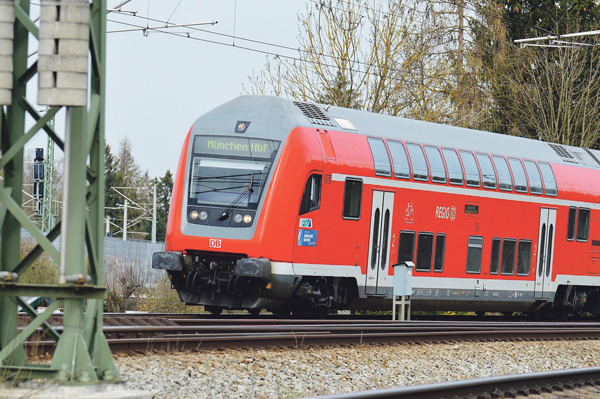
[196, 184, 247, 194]
[217, 173, 255, 221]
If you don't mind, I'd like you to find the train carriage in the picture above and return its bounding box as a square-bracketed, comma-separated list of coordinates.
[152, 95, 600, 318]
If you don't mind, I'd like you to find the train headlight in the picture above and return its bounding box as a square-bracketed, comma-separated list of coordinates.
[234, 214, 243, 223]
[190, 210, 199, 219]
[199, 211, 208, 221]
[243, 214, 252, 224]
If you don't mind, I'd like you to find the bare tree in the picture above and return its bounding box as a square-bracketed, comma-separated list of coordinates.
[504, 44, 600, 148]
[104, 256, 153, 312]
[246, 0, 459, 123]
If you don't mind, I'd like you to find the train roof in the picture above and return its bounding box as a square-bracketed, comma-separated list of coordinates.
[192, 95, 600, 169]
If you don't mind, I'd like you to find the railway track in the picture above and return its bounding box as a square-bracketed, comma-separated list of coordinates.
[19, 313, 600, 355]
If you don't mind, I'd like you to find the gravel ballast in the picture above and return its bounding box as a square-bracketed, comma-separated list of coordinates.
[116, 339, 600, 398]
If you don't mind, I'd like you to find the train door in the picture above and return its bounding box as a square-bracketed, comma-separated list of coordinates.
[366, 191, 394, 295]
[535, 208, 557, 299]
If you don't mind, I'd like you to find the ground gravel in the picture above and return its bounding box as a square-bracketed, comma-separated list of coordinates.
[115, 339, 600, 398]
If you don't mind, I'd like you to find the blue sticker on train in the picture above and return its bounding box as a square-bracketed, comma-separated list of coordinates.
[298, 229, 317, 247]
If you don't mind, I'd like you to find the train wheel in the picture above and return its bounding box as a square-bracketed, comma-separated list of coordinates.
[205, 305, 223, 316]
[531, 308, 546, 321]
[248, 308, 261, 316]
[314, 306, 329, 319]
[556, 308, 569, 321]
[274, 307, 291, 319]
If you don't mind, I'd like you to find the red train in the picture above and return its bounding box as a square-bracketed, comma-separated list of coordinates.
[152, 95, 600, 318]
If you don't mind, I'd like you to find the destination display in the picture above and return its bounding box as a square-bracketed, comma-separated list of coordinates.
[193, 136, 279, 159]
[464, 204, 479, 215]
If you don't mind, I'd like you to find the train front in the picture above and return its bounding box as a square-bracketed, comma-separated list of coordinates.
[152, 97, 302, 315]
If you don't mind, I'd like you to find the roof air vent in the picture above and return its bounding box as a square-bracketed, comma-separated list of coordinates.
[293, 101, 336, 127]
[548, 143, 579, 164]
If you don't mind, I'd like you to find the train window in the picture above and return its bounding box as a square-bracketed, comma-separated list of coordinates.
[416, 232, 434, 272]
[501, 239, 517, 275]
[476, 154, 497, 190]
[567, 206, 577, 241]
[523, 161, 543, 195]
[381, 209, 391, 270]
[434, 234, 446, 272]
[370, 209, 381, 270]
[424, 146, 447, 184]
[508, 158, 528, 193]
[490, 238, 501, 275]
[406, 143, 429, 181]
[343, 179, 362, 220]
[388, 141, 411, 179]
[546, 224, 553, 278]
[538, 224, 546, 277]
[538, 163, 557, 196]
[459, 151, 480, 187]
[368, 138, 392, 177]
[299, 174, 322, 215]
[492, 156, 513, 191]
[398, 231, 416, 264]
[466, 236, 483, 274]
[517, 240, 532, 276]
[577, 208, 590, 242]
[442, 148, 464, 185]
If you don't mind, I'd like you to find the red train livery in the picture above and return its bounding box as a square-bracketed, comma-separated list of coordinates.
[152, 95, 600, 318]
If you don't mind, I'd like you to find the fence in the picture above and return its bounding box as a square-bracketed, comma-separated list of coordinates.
[20, 228, 164, 272]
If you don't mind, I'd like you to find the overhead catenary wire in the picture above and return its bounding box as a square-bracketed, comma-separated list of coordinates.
[108, 21, 217, 34]
[108, 2, 504, 67]
[106, 7, 463, 82]
[106, 0, 525, 74]
[167, 0, 184, 25]
[106, 18, 457, 84]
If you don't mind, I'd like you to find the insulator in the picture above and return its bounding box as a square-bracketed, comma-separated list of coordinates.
[38, 0, 89, 107]
[0, 0, 13, 106]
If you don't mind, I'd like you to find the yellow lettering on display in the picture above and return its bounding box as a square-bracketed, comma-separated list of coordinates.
[204, 138, 275, 155]
[251, 142, 268, 153]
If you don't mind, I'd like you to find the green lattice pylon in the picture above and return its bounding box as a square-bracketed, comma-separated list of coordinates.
[0, 0, 119, 383]
[41, 118, 54, 234]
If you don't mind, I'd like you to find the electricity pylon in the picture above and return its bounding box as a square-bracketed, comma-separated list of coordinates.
[0, 0, 119, 383]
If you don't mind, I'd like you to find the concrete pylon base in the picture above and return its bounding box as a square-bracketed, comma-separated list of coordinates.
[0, 383, 151, 399]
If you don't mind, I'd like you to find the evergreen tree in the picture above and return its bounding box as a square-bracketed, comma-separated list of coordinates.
[499, 0, 600, 40]
[144, 170, 174, 242]
[104, 138, 152, 239]
[104, 143, 120, 235]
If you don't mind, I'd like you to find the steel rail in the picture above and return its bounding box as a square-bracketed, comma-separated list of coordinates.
[312, 366, 600, 399]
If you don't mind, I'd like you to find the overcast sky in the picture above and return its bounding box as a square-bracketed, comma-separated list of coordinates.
[101, 0, 307, 179]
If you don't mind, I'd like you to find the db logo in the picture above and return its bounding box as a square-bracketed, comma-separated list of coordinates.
[209, 239, 222, 248]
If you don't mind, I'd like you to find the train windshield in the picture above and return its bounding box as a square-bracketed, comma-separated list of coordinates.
[188, 136, 280, 209]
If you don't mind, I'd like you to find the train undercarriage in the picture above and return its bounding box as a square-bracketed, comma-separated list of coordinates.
[153, 251, 359, 318]
[153, 252, 600, 319]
